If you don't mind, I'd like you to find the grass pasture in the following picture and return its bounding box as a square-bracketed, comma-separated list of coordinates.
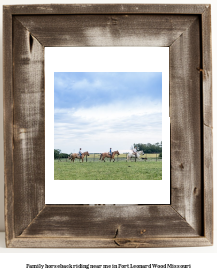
[54, 159, 162, 180]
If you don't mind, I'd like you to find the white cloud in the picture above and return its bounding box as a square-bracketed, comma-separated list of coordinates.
[54, 99, 162, 153]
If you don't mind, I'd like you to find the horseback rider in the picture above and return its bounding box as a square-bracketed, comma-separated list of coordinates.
[132, 146, 137, 158]
[78, 148, 82, 158]
[108, 148, 113, 157]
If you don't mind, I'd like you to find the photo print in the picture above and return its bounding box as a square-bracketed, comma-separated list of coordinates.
[54, 72, 162, 181]
[45, 47, 170, 204]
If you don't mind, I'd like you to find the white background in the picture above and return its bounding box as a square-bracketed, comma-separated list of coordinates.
[0, 0, 216, 277]
[45, 47, 170, 204]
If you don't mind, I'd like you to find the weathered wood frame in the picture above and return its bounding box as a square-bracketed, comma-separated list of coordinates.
[3, 4, 212, 248]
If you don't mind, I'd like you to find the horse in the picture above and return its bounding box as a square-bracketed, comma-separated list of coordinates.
[68, 151, 89, 163]
[126, 150, 144, 161]
[99, 150, 120, 162]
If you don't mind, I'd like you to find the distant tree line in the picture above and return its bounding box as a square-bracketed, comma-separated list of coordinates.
[134, 142, 162, 155]
[54, 149, 69, 159]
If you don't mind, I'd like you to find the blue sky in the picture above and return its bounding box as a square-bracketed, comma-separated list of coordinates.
[54, 72, 162, 153]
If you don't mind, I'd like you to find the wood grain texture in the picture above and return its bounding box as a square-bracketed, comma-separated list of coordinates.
[16, 15, 197, 47]
[203, 126, 213, 243]
[201, 6, 213, 245]
[3, 7, 14, 247]
[20, 205, 198, 238]
[4, 4, 207, 15]
[12, 17, 45, 237]
[170, 17, 202, 234]
[8, 236, 212, 248]
[3, 4, 213, 248]
[202, 6, 212, 129]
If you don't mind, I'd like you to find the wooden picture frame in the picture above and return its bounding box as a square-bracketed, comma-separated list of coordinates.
[3, 4, 213, 248]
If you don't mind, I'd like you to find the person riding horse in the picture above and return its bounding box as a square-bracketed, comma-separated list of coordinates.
[108, 148, 112, 157]
[100, 150, 119, 162]
[79, 148, 82, 158]
[132, 146, 137, 158]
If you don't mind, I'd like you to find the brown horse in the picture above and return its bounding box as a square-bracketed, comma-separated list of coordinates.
[99, 150, 120, 162]
[68, 151, 89, 163]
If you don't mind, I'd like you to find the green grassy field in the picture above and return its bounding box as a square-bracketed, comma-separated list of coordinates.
[54, 159, 162, 180]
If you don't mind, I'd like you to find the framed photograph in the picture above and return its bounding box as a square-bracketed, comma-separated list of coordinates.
[4, 4, 212, 247]
[45, 47, 170, 205]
